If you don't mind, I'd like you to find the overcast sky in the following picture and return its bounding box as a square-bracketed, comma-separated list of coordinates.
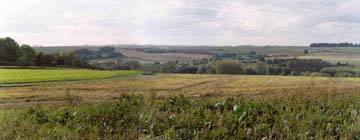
[0, 0, 360, 46]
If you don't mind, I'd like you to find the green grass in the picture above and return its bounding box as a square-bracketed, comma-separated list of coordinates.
[0, 69, 140, 84]
[298, 53, 360, 66]
[335, 47, 360, 54]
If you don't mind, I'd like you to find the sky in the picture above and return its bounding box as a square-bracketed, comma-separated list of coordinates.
[0, 0, 360, 46]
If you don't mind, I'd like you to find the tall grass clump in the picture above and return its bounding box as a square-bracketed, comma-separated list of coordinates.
[1, 94, 360, 139]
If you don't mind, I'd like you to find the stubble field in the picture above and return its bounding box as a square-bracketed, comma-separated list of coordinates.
[1, 74, 360, 139]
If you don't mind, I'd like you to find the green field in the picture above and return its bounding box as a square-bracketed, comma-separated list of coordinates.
[0, 69, 140, 84]
[298, 53, 360, 66]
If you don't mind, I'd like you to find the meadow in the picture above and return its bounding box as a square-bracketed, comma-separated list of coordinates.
[298, 53, 360, 66]
[0, 69, 140, 84]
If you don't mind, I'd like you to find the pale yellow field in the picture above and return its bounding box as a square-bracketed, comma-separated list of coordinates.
[118, 48, 211, 62]
[1, 74, 360, 109]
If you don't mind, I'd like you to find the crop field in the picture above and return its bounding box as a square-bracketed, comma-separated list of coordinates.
[0, 74, 358, 105]
[1, 74, 360, 139]
[0, 69, 140, 84]
[118, 48, 212, 63]
[116, 47, 360, 64]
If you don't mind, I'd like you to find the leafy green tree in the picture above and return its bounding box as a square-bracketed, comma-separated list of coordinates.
[176, 65, 198, 73]
[35, 52, 44, 66]
[74, 48, 93, 59]
[0, 37, 20, 62]
[124, 61, 141, 70]
[215, 60, 243, 74]
[160, 62, 177, 73]
[18, 45, 36, 65]
[255, 62, 268, 75]
[286, 59, 331, 72]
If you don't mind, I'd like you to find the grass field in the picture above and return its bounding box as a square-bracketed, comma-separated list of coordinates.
[0, 69, 140, 84]
[1, 74, 360, 139]
[298, 53, 360, 66]
[335, 47, 360, 54]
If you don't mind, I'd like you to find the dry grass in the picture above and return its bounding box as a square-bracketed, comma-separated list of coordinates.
[1, 74, 360, 109]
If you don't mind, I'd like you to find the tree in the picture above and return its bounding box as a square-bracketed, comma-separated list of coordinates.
[176, 65, 198, 73]
[18, 45, 36, 65]
[54, 51, 80, 67]
[35, 52, 44, 66]
[124, 61, 141, 70]
[255, 62, 268, 75]
[99, 46, 115, 53]
[286, 59, 331, 72]
[160, 62, 177, 73]
[304, 49, 308, 55]
[215, 60, 243, 74]
[107, 52, 123, 58]
[74, 48, 93, 59]
[0, 37, 20, 62]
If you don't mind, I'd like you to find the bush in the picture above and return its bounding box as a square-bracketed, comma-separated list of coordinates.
[335, 72, 354, 77]
[300, 71, 310, 76]
[215, 60, 243, 74]
[320, 66, 358, 77]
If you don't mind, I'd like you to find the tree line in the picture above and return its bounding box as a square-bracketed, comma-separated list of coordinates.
[0, 37, 91, 68]
[90, 49, 340, 77]
[138, 52, 336, 77]
[73, 47, 123, 60]
[310, 43, 360, 47]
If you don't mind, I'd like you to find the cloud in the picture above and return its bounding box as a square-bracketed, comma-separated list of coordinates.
[0, 0, 359, 46]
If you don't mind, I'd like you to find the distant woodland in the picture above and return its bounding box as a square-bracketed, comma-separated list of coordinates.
[310, 43, 360, 47]
[0, 37, 91, 68]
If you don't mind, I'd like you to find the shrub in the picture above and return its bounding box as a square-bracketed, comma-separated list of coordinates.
[215, 60, 243, 74]
[335, 72, 354, 77]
